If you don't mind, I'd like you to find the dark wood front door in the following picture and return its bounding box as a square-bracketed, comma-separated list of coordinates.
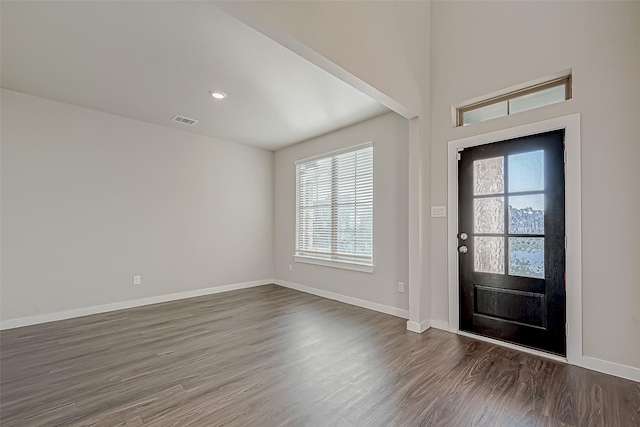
[458, 130, 566, 356]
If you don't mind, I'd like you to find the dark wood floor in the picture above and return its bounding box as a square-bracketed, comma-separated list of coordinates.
[1, 285, 638, 426]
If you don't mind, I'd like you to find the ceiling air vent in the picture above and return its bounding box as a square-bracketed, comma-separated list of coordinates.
[171, 115, 198, 126]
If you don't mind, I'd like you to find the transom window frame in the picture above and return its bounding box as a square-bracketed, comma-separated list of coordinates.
[293, 142, 375, 273]
[457, 75, 572, 127]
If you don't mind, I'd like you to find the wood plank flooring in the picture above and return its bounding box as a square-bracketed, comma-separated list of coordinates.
[1, 284, 638, 426]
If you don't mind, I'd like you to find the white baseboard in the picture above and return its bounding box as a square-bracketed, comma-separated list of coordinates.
[406, 319, 449, 334]
[429, 319, 450, 332]
[0, 279, 273, 330]
[273, 279, 409, 319]
[582, 356, 640, 383]
[407, 319, 430, 333]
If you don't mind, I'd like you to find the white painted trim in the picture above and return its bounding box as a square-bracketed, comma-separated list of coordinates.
[407, 320, 430, 333]
[447, 114, 583, 366]
[582, 356, 640, 383]
[429, 319, 451, 332]
[273, 279, 409, 319]
[456, 330, 568, 364]
[294, 141, 373, 165]
[0, 279, 273, 330]
[407, 116, 426, 327]
[452, 68, 572, 111]
[293, 255, 374, 273]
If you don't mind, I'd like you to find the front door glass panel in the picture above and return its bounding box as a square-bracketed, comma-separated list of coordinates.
[471, 150, 547, 278]
[474, 197, 505, 233]
[508, 194, 544, 234]
[508, 237, 545, 278]
[508, 150, 544, 192]
[473, 156, 504, 195]
[474, 236, 505, 274]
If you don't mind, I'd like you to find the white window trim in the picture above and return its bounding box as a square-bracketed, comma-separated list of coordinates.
[294, 142, 374, 272]
[293, 142, 373, 166]
[293, 255, 375, 273]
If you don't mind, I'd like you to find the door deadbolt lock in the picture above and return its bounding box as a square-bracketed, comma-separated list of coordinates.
[460, 232, 468, 240]
[459, 246, 468, 254]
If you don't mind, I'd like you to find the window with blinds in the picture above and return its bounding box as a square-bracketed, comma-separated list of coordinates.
[295, 143, 373, 266]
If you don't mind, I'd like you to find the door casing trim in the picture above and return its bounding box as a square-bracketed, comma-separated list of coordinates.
[447, 113, 582, 366]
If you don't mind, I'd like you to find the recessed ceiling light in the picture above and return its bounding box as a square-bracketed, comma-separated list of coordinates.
[210, 91, 227, 100]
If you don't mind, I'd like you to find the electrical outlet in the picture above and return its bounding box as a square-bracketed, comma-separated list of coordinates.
[133, 275, 141, 285]
[289, 264, 293, 272]
[398, 282, 405, 293]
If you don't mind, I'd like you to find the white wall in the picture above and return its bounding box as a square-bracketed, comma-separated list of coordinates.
[274, 112, 409, 313]
[1, 89, 274, 321]
[221, 0, 433, 327]
[430, 1, 640, 369]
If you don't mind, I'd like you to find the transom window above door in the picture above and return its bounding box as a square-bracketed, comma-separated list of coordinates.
[457, 75, 572, 126]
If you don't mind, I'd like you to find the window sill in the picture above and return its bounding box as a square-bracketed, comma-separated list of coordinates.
[293, 255, 375, 273]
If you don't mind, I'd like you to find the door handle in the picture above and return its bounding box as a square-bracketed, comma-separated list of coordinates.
[459, 246, 468, 254]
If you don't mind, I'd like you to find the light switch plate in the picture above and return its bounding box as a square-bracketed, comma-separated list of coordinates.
[431, 206, 447, 217]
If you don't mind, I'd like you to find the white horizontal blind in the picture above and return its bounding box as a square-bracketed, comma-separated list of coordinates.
[296, 144, 373, 265]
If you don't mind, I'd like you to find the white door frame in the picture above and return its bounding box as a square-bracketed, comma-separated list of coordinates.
[447, 114, 582, 366]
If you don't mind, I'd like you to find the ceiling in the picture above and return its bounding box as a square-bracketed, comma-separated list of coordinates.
[1, 2, 389, 151]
